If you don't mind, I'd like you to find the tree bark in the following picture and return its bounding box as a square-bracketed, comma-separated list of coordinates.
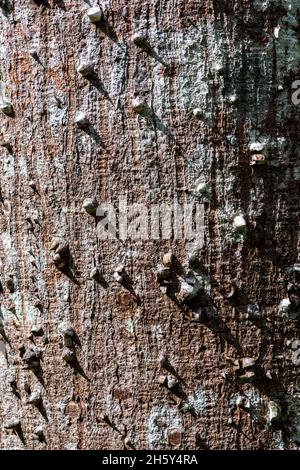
[0, 0, 300, 450]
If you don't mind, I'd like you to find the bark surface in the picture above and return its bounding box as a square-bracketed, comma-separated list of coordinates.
[0, 0, 300, 450]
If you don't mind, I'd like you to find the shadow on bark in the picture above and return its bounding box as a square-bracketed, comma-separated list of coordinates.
[95, 20, 119, 44]
[135, 42, 168, 67]
[73, 332, 82, 349]
[36, 402, 49, 422]
[98, 414, 124, 436]
[92, 273, 109, 289]
[162, 259, 243, 353]
[134, 103, 171, 136]
[70, 358, 90, 382]
[15, 427, 26, 445]
[252, 366, 288, 401]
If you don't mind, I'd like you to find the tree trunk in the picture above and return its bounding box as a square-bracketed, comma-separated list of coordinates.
[0, 0, 300, 450]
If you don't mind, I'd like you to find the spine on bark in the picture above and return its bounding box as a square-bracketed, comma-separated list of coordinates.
[90, 267, 100, 280]
[156, 266, 171, 283]
[6, 275, 15, 293]
[132, 32, 149, 48]
[162, 251, 173, 268]
[29, 325, 43, 340]
[52, 253, 66, 269]
[158, 374, 179, 391]
[4, 417, 21, 430]
[23, 347, 41, 370]
[87, 5, 103, 24]
[233, 215, 247, 231]
[267, 401, 281, 427]
[0, 1, 12, 14]
[50, 237, 69, 269]
[196, 181, 211, 199]
[0, 99, 14, 117]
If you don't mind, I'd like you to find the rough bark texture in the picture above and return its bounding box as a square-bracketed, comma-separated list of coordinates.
[1, 0, 300, 450]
